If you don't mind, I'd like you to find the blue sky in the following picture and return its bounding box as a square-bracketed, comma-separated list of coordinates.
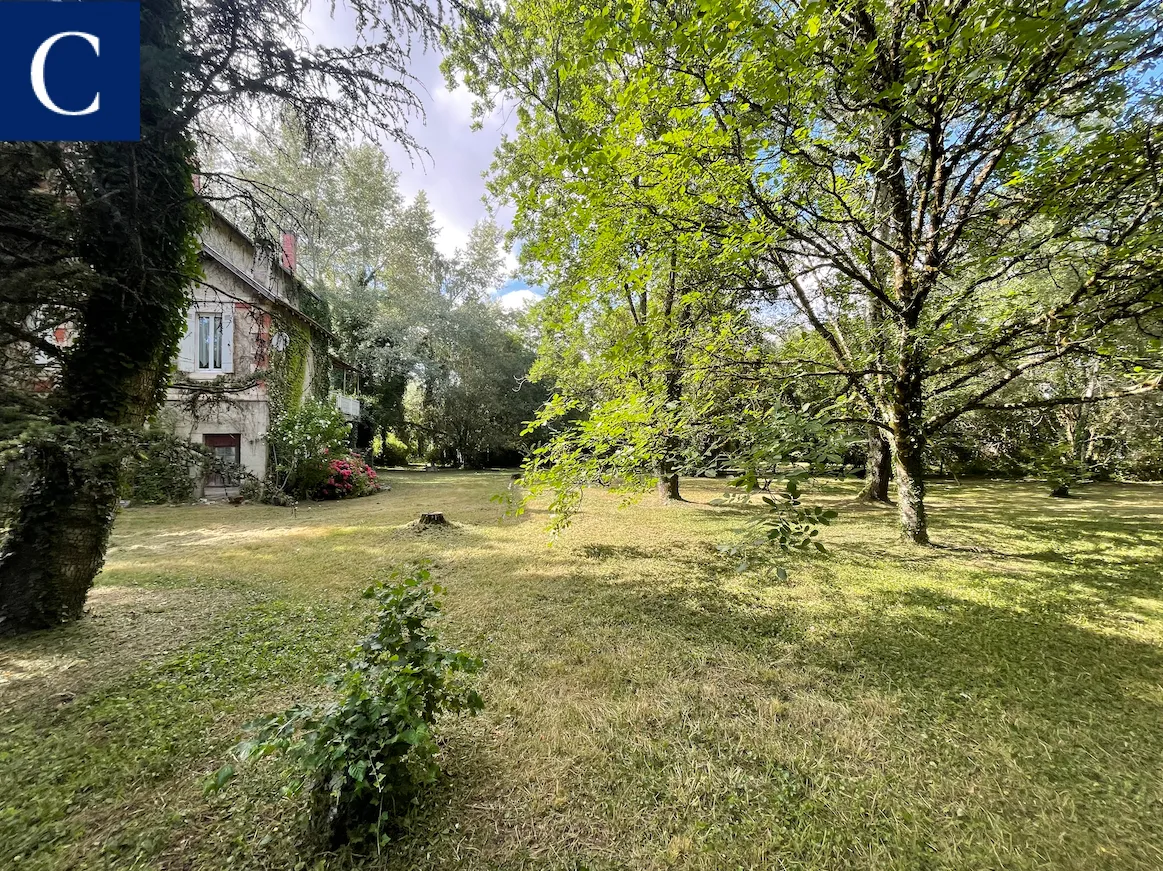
[305, 4, 542, 310]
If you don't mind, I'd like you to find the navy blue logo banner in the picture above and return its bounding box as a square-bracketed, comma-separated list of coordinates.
[0, 2, 140, 142]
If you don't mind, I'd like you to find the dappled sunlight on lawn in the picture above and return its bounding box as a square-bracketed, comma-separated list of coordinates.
[4, 472, 1163, 870]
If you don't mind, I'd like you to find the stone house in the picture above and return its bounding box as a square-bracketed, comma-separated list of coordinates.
[163, 207, 358, 495]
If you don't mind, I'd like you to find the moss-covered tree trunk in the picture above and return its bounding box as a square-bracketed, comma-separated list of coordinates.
[0, 440, 122, 628]
[0, 0, 203, 635]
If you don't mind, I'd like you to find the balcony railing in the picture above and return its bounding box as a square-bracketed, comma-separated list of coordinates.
[334, 392, 360, 419]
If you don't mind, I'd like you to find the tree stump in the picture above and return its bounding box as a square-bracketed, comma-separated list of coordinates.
[418, 512, 447, 526]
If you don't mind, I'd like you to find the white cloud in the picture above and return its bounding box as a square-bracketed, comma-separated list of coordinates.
[431, 82, 477, 126]
[430, 205, 470, 259]
[380, 51, 514, 265]
[503, 249, 520, 276]
[497, 289, 540, 310]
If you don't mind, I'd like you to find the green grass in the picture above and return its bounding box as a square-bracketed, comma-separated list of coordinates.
[3, 473, 1163, 870]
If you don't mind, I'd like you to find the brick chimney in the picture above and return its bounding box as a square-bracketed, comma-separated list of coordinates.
[281, 232, 297, 273]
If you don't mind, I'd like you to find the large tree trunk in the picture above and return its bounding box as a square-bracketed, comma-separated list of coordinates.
[0, 442, 120, 631]
[656, 464, 681, 502]
[654, 247, 684, 503]
[861, 177, 894, 507]
[0, 0, 202, 635]
[858, 425, 892, 503]
[0, 292, 186, 635]
[891, 433, 929, 545]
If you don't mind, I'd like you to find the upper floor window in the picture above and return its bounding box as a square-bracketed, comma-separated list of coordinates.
[198, 314, 223, 370]
[178, 305, 234, 375]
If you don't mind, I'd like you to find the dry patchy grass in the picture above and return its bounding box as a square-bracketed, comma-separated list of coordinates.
[3, 472, 1163, 870]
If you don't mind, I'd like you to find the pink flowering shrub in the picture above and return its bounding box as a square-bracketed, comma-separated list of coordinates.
[317, 453, 381, 500]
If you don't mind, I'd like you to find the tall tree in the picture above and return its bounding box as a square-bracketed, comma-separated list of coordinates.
[449, 0, 1163, 543]
[451, 14, 768, 504]
[0, 0, 202, 632]
[410, 299, 546, 467]
[445, 219, 508, 303]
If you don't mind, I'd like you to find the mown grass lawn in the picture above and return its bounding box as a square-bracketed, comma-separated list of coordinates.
[2, 472, 1163, 870]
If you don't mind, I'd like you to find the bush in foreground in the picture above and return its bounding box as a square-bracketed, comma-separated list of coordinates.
[211, 564, 483, 851]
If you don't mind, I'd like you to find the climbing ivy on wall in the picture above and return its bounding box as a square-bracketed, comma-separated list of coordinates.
[309, 333, 330, 401]
[268, 320, 311, 422]
[288, 282, 333, 405]
[170, 285, 332, 431]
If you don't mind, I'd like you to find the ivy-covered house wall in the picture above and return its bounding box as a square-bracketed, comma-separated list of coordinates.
[163, 208, 334, 493]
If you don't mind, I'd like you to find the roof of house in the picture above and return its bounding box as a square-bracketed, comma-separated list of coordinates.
[199, 205, 338, 344]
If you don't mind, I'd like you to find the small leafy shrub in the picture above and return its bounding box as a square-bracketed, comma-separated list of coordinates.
[237, 473, 264, 503]
[238, 473, 297, 506]
[216, 564, 484, 850]
[318, 457, 357, 499]
[349, 457, 380, 497]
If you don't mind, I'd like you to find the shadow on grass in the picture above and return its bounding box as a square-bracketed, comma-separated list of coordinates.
[12, 478, 1160, 870]
[427, 527, 1163, 870]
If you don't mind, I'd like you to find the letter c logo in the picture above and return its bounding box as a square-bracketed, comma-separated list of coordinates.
[31, 32, 100, 117]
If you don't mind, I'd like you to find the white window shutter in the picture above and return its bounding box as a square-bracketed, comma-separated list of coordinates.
[222, 306, 234, 373]
[176, 308, 196, 372]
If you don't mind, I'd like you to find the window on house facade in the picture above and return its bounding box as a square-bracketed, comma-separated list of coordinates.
[178, 304, 234, 375]
[198, 313, 223, 370]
